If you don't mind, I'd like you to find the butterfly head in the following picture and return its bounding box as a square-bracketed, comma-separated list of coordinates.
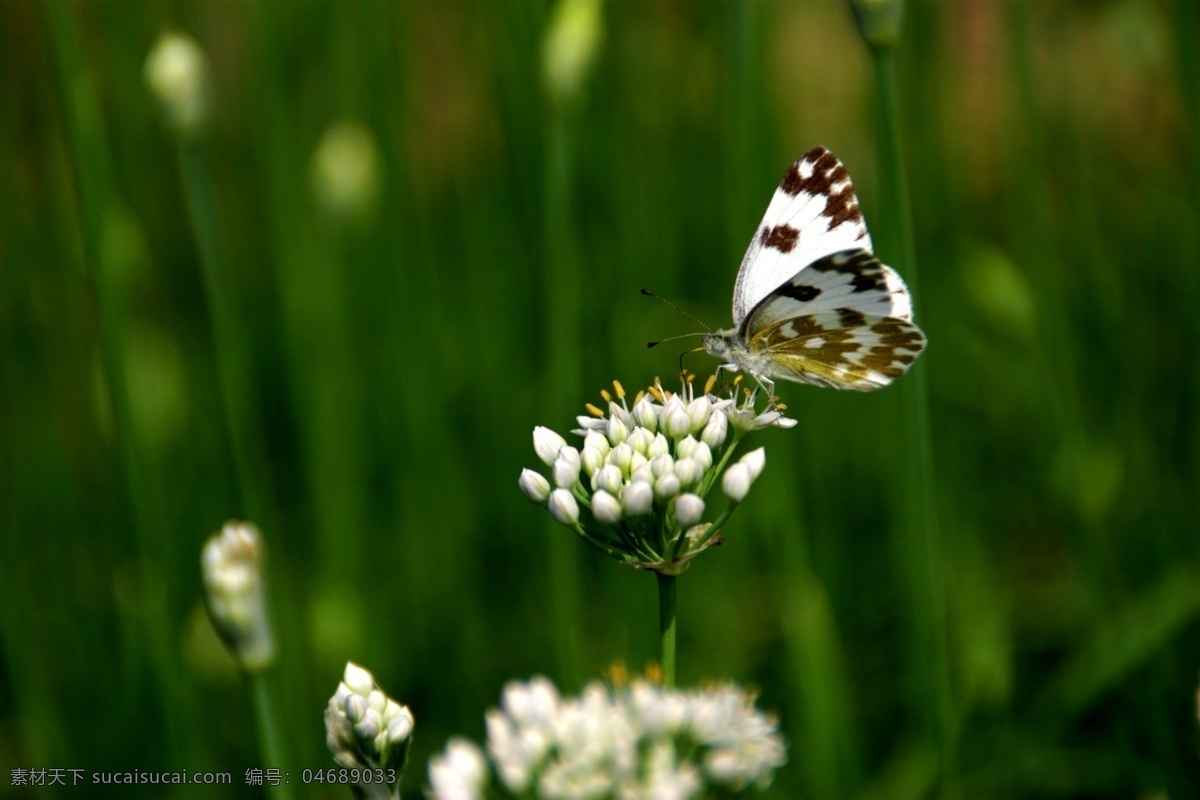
[701, 330, 736, 361]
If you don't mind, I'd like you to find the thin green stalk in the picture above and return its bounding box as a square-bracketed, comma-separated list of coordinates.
[44, 0, 190, 766]
[249, 673, 292, 800]
[177, 141, 270, 523]
[870, 43, 955, 792]
[656, 572, 677, 687]
[544, 106, 586, 686]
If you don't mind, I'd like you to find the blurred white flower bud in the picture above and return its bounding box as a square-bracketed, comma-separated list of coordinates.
[631, 395, 660, 432]
[591, 490, 622, 524]
[592, 464, 624, 496]
[553, 446, 581, 488]
[662, 397, 692, 439]
[700, 410, 728, 449]
[685, 397, 711, 432]
[673, 457, 702, 489]
[740, 447, 766, 481]
[201, 520, 274, 672]
[144, 30, 211, 138]
[674, 493, 705, 527]
[311, 120, 382, 225]
[534, 426, 566, 466]
[606, 415, 629, 445]
[519, 469, 551, 503]
[722, 463, 752, 503]
[654, 472, 682, 502]
[548, 489, 580, 526]
[542, 0, 604, 108]
[429, 738, 488, 800]
[621, 481, 653, 517]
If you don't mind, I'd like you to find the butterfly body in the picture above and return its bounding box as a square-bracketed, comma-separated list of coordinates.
[706, 148, 926, 392]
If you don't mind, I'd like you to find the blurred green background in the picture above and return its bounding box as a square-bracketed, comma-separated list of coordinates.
[4, 1, 1200, 797]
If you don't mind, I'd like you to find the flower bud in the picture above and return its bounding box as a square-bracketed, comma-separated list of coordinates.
[740, 447, 766, 480]
[518, 469, 551, 503]
[654, 472, 681, 502]
[311, 120, 381, 224]
[581, 445, 605, 477]
[533, 426, 566, 466]
[325, 661, 413, 782]
[606, 415, 630, 445]
[851, 0, 904, 50]
[662, 397, 692, 439]
[673, 457, 702, 489]
[722, 463, 752, 503]
[647, 433, 670, 459]
[548, 489, 580, 526]
[676, 435, 697, 459]
[553, 446, 581, 488]
[584, 429, 611, 459]
[685, 396, 712, 432]
[543, 0, 604, 108]
[621, 481, 653, 516]
[592, 464, 624, 496]
[609, 442, 634, 474]
[649, 454, 675, 479]
[630, 465, 654, 487]
[700, 411, 728, 449]
[626, 426, 655, 455]
[631, 395, 659, 432]
[144, 30, 211, 138]
[428, 738, 488, 800]
[591, 490, 622, 524]
[674, 493, 705, 527]
[691, 441, 713, 472]
[201, 520, 275, 672]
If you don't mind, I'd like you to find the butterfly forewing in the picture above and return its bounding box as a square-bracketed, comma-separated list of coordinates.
[732, 147, 872, 327]
[748, 309, 926, 391]
[741, 249, 914, 336]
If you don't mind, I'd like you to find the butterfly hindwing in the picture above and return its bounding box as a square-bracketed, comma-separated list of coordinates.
[732, 147, 872, 327]
[747, 308, 926, 391]
[741, 249, 914, 336]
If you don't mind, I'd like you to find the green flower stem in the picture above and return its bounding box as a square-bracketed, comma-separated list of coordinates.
[176, 141, 270, 522]
[656, 572, 677, 687]
[699, 432, 745, 496]
[44, 0, 192, 763]
[869, 40, 955, 792]
[544, 102, 586, 685]
[249, 672, 292, 800]
[571, 524, 635, 563]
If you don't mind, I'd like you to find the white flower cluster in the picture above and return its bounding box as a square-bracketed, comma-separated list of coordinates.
[201, 521, 274, 672]
[520, 376, 792, 573]
[427, 676, 786, 800]
[324, 662, 414, 797]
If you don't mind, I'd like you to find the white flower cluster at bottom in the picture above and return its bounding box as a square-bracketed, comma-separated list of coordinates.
[427, 676, 786, 800]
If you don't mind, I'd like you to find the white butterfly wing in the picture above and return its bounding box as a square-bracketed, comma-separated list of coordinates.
[740, 249, 914, 335]
[732, 147, 872, 328]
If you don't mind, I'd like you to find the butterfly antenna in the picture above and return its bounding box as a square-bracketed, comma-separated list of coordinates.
[646, 331, 706, 349]
[641, 288, 714, 334]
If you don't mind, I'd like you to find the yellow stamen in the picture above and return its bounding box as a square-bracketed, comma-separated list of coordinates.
[645, 662, 662, 685]
[585, 402, 604, 418]
[603, 662, 629, 687]
[633, 390, 645, 404]
[612, 380, 625, 399]
[704, 374, 716, 394]
[600, 389, 612, 403]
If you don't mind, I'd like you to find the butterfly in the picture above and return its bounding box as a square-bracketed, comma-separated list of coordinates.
[702, 147, 926, 393]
